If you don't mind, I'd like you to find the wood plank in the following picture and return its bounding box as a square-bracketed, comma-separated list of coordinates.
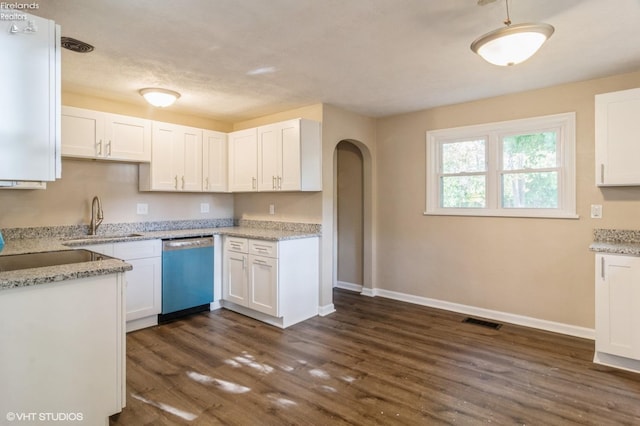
[111, 289, 640, 425]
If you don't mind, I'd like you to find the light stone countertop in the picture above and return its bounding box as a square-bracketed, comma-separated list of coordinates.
[0, 223, 320, 290]
[589, 229, 640, 256]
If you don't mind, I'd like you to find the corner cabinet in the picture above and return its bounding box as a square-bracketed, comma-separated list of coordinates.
[61, 106, 151, 162]
[0, 10, 60, 182]
[595, 88, 640, 186]
[222, 236, 319, 328]
[139, 122, 203, 191]
[229, 118, 322, 192]
[594, 253, 640, 373]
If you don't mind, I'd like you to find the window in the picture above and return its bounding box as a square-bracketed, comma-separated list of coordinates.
[426, 113, 576, 218]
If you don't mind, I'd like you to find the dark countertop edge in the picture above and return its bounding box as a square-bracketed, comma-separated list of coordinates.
[0, 260, 132, 291]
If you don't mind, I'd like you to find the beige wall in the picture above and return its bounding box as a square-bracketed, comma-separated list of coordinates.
[374, 70, 640, 329]
[0, 159, 234, 227]
[337, 141, 364, 285]
[321, 104, 377, 309]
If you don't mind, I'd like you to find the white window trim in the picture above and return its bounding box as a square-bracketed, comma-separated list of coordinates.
[425, 112, 577, 219]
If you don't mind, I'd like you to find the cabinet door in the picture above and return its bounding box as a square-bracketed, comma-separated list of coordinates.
[0, 12, 59, 181]
[279, 119, 302, 191]
[149, 122, 181, 190]
[223, 251, 248, 306]
[104, 113, 151, 162]
[203, 130, 228, 192]
[229, 128, 258, 191]
[595, 88, 640, 186]
[257, 124, 280, 191]
[181, 127, 203, 191]
[248, 255, 278, 316]
[125, 257, 161, 321]
[596, 254, 640, 359]
[61, 106, 103, 158]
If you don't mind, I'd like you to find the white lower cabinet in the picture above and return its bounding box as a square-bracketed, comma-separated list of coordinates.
[0, 273, 126, 423]
[85, 240, 162, 332]
[222, 236, 319, 328]
[594, 253, 640, 372]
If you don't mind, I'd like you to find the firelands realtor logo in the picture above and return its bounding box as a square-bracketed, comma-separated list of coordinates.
[1, 2, 39, 20]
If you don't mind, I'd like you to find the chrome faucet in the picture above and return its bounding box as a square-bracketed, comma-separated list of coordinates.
[89, 196, 104, 235]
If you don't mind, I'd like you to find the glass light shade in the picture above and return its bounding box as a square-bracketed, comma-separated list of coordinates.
[139, 88, 181, 107]
[471, 23, 554, 66]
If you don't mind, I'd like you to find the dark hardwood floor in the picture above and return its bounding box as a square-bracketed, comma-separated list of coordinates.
[110, 289, 640, 425]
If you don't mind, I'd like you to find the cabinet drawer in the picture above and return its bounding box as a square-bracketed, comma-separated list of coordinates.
[113, 240, 162, 260]
[249, 239, 278, 258]
[225, 237, 248, 253]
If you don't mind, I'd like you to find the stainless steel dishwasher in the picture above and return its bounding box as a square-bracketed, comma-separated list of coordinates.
[159, 236, 214, 323]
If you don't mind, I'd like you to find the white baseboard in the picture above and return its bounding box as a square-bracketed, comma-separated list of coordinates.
[368, 288, 594, 340]
[209, 300, 222, 311]
[318, 303, 336, 316]
[335, 280, 362, 292]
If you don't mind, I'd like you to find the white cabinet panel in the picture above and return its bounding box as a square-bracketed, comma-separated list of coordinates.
[595, 88, 640, 185]
[203, 130, 228, 192]
[62, 106, 151, 162]
[0, 10, 60, 181]
[228, 128, 258, 192]
[248, 255, 278, 316]
[139, 121, 203, 192]
[595, 254, 640, 360]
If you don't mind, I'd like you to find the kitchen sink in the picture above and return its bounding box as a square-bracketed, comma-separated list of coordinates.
[0, 249, 113, 272]
[62, 233, 144, 245]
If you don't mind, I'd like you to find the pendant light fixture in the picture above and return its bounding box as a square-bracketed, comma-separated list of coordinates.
[139, 88, 181, 107]
[470, 0, 554, 66]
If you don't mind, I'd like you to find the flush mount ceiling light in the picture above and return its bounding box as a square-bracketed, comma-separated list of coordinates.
[470, 0, 554, 66]
[139, 88, 181, 107]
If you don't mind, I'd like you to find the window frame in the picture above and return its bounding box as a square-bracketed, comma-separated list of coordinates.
[425, 112, 577, 219]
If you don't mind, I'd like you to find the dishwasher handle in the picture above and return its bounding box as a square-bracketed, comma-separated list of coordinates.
[163, 237, 214, 251]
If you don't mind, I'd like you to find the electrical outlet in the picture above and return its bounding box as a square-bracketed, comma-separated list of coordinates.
[590, 204, 603, 219]
[200, 203, 210, 214]
[136, 203, 148, 215]
[269, 204, 275, 215]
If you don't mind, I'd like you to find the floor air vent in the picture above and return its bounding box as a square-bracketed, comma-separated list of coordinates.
[462, 317, 502, 330]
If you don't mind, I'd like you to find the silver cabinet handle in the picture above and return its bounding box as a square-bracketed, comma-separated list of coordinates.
[277, 176, 282, 189]
[205, 177, 209, 190]
[600, 164, 605, 184]
[97, 139, 103, 156]
[182, 176, 185, 190]
[272, 176, 276, 189]
[107, 140, 112, 156]
[174, 175, 178, 190]
[242, 256, 246, 270]
[601, 256, 605, 280]
[252, 177, 257, 190]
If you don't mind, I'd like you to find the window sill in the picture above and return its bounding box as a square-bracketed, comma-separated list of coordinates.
[423, 210, 580, 219]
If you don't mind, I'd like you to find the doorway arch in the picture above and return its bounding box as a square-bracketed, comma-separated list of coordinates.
[333, 139, 374, 297]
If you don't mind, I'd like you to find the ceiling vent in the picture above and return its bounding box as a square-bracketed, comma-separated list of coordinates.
[61, 37, 94, 53]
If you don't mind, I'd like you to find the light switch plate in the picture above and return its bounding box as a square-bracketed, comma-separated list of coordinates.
[136, 203, 148, 215]
[591, 204, 603, 219]
[200, 203, 210, 213]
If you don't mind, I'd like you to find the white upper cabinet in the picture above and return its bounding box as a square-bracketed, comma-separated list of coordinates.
[595, 88, 640, 186]
[257, 118, 322, 191]
[0, 10, 60, 182]
[228, 128, 259, 192]
[230, 118, 322, 193]
[203, 130, 228, 192]
[139, 121, 203, 191]
[62, 106, 151, 162]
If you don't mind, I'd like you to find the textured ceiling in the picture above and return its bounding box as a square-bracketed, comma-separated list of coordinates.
[32, 0, 640, 122]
